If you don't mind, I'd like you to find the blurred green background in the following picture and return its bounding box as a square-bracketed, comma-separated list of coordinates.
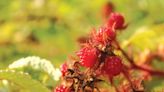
[0, 0, 164, 67]
[0, 0, 164, 91]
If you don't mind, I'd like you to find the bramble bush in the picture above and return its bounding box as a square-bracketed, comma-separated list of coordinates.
[52, 11, 164, 92]
[0, 1, 164, 92]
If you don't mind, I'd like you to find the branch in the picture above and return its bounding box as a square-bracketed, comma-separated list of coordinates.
[115, 40, 164, 77]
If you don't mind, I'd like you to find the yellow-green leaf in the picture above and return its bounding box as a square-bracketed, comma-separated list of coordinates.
[0, 70, 51, 92]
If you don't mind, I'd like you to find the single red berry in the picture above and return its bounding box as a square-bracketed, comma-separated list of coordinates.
[102, 2, 114, 18]
[102, 56, 122, 77]
[105, 27, 116, 40]
[60, 63, 68, 76]
[92, 27, 116, 45]
[107, 13, 126, 30]
[77, 46, 99, 68]
[93, 27, 106, 44]
[54, 85, 68, 92]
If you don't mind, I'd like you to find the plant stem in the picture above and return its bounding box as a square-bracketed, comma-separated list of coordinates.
[134, 65, 164, 77]
[115, 40, 164, 77]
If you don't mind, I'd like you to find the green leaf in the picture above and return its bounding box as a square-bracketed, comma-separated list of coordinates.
[122, 24, 164, 51]
[0, 70, 51, 92]
[145, 77, 164, 92]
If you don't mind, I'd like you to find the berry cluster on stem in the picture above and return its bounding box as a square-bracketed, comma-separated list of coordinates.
[53, 7, 164, 92]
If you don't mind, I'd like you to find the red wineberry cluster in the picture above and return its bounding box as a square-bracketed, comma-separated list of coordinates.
[54, 12, 127, 92]
[53, 3, 164, 92]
